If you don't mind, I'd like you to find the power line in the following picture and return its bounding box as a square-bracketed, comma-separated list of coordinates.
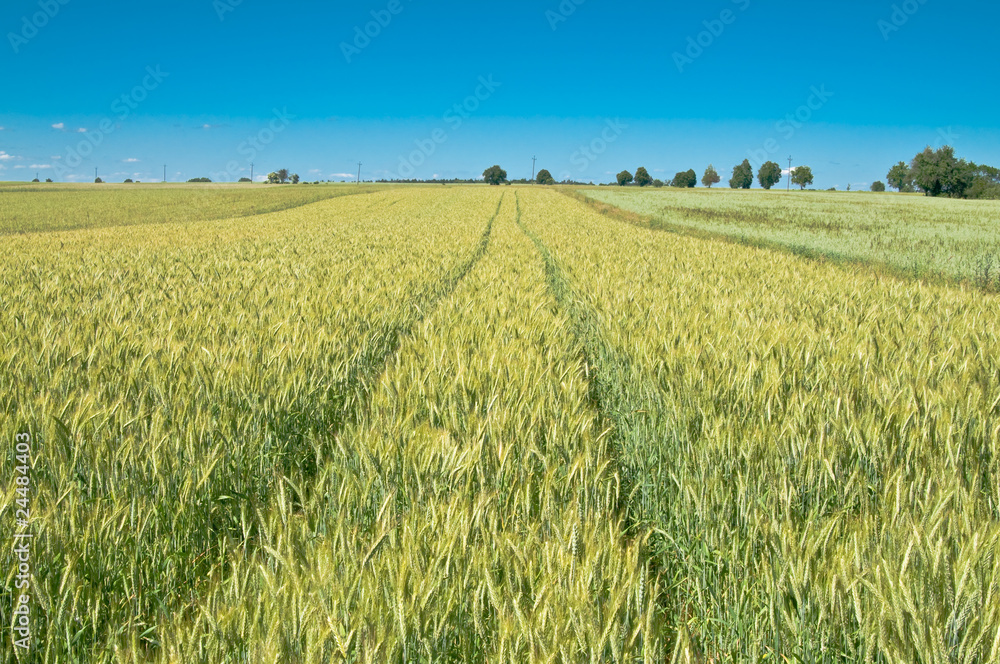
[357, 162, 362, 183]
[532, 156, 537, 182]
[787, 155, 793, 191]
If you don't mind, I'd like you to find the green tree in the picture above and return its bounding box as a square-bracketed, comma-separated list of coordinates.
[671, 169, 696, 188]
[758, 161, 782, 189]
[791, 165, 814, 189]
[123, 178, 134, 183]
[702, 164, 721, 188]
[291, 173, 300, 184]
[652, 179, 665, 188]
[871, 181, 886, 192]
[535, 169, 555, 185]
[31, 177, 40, 183]
[238, 177, 252, 183]
[483, 165, 507, 185]
[634, 166, 653, 187]
[911, 146, 974, 198]
[887, 161, 914, 192]
[94, 177, 103, 183]
[45, 178, 52, 183]
[617, 170, 634, 186]
[276, 169, 290, 184]
[729, 160, 753, 189]
[967, 164, 1000, 200]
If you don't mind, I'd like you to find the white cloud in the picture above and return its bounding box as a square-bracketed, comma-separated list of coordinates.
[29, 164, 52, 169]
[77, 128, 87, 133]
[0, 126, 5, 130]
[330, 173, 354, 179]
[308, 168, 321, 174]
[14, 165, 26, 169]
[124, 158, 140, 163]
[0, 151, 15, 161]
[52, 122, 65, 130]
[51, 155, 61, 160]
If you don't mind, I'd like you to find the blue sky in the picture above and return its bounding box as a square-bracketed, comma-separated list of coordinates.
[1, 0, 997, 187]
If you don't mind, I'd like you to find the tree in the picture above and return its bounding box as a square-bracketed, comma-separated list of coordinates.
[729, 160, 753, 189]
[871, 181, 886, 192]
[886, 161, 914, 192]
[187, 177, 212, 183]
[124, 178, 134, 183]
[31, 178, 40, 183]
[791, 166, 814, 189]
[967, 164, 1000, 200]
[536, 169, 555, 185]
[483, 165, 507, 185]
[45, 178, 52, 183]
[911, 146, 973, 198]
[291, 173, 300, 184]
[617, 170, 633, 186]
[267, 172, 280, 184]
[238, 177, 252, 183]
[702, 164, 721, 188]
[652, 179, 665, 188]
[634, 166, 653, 187]
[758, 161, 782, 190]
[277, 168, 290, 184]
[94, 177, 103, 183]
[672, 169, 696, 188]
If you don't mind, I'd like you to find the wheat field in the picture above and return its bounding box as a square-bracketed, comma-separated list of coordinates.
[2, 185, 998, 662]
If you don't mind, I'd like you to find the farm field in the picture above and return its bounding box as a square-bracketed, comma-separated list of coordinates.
[2, 185, 999, 662]
[582, 187, 1000, 288]
[0, 182, 375, 235]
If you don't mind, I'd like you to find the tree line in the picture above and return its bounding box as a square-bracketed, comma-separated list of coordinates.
[885, 146, 999, 199]
[612, 161, 814, 190]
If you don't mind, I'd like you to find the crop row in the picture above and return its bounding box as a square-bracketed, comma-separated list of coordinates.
[521, 187, 1000, 662]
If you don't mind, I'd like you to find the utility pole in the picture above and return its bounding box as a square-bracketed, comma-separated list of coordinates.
[531, 156, 537, 182]
[357, 162, 362, 183]
[95, 167, 98, 182]
[163, 165, 167, 183]
[250, 162, 254, 183]
[787, 155, 793, 191]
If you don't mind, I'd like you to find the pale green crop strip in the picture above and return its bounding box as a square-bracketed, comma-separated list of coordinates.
[521, 187, 1000, 663]
[579, 187, 1000, 288]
